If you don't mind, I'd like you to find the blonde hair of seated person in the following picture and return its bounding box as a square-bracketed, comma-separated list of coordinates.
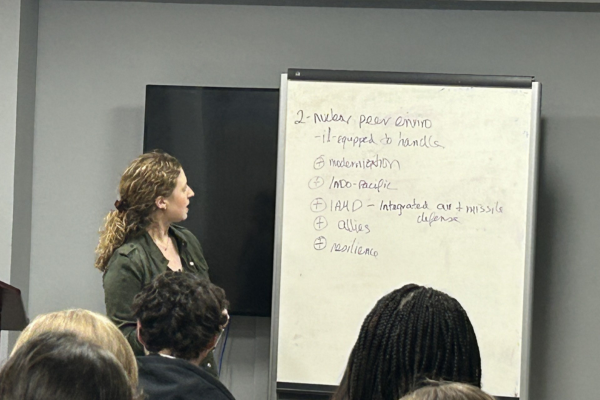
[1, 331, 135, 400]
[400, 381, 495, 400]
[12, 309, 138, 389]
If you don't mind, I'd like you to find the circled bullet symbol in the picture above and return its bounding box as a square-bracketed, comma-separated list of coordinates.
[314, 155, 325, 170]
[313, 216, 328, 231]
[308, 176, 325, 189]
[314, 236, 327, 251]
[310, 198, 327, 213]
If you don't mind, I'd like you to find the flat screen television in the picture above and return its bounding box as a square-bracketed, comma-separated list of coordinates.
[144, 85, 279, 317]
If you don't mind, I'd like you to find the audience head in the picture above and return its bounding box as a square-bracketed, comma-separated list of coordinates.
[133, 271, 229, 363]
[12, 308, 138, 389]
[95, 150, 183, 272]
[400, 380, 495, 400]
[332, 284, 481, 400]
[0, 331, 134, 400]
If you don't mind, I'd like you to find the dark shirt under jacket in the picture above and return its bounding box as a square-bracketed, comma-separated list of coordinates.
[137, 354, 236, 400]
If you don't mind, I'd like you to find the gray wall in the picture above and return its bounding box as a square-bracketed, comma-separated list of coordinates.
[0, 0, 22, 360]
[11, 0, 39, 333]
[29, 1, 600, 400]
[0, 2, 21, 285]
[0, 0, 38, 356]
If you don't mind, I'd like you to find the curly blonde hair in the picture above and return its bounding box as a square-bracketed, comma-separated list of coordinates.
[400, 381, 495, 400]
[12, 309, 139, 391]
[95, 150, 182, 272]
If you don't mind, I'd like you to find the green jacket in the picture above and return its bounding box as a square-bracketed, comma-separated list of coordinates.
[103, 224, 217, 376]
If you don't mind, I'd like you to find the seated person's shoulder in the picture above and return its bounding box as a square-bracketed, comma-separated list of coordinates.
[137, 355, 235, 400]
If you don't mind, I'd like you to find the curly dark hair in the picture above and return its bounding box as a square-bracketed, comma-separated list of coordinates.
[0, 331, 135, 400]
[132, 271, 229, 361]
[332, 284, 481, 400]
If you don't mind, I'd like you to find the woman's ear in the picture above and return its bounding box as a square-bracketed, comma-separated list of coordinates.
[155, 196, 167, 210]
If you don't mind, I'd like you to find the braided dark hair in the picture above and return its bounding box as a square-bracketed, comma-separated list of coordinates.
[332, 284, 481, 400]
[132, 271, 229, 361]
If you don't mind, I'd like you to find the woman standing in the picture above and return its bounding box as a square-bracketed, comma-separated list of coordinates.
[96, 150, 216, 376]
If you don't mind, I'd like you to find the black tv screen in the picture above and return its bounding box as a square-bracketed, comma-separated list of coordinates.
[144, 85, 279, 317]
